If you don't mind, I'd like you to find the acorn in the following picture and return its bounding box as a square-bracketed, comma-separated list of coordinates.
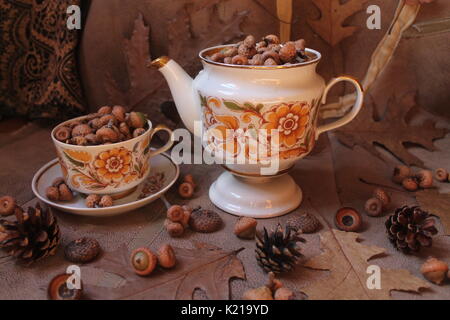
[128, 112, 147, 129]
[372, 188, 390, 209]
[85, 194, 101, 208]
[167, 205, 185, 222]
[415, 170, 433, 189]
[133, 128, 146, 138]
[54, 126, 72, 142]
[72, 124, 92, 137]
[52, 177, 66, 187]
[112, 105, 126, 122]
[210, 52, 225, 63]
[48, 274, 83, 300]
[58, 184, 73, 202]
[97, 106, 112, 115]
[364, 198, 383, 217]
[157, 244, 176, 269]
[46, 186, 60, 202]
[181, 206, 192, 229]
[393, 165, 411, 184]
[402, 177, 418, 191]
[178, 182, 194, 199]
[130, 248, 158, 276]
[183, 174, 196, 189]
[96, 127, 119, 143]
[234, 217, 257, 239]
[0, 196, 17, 216]
[243, 35, 256, 47]
[335, 207, 362, 232]
[435, 168, 449, 182]
[274, 287, 296, 300]
[264, 34, 280, 44]
[164, 219, 185, 238]
[243, 286, 273, 300]
[99, 195, 113, 208]
[279, 42, 296, 63]
[420, 257, 448, 285]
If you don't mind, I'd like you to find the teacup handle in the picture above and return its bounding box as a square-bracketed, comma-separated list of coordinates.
[148, 124, 174, 157]
[316, 76, 364, 139]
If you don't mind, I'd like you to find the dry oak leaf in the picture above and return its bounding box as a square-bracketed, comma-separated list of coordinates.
[84, 242, 245, 300]
[416, 190, 450, 236]
[301, 229, 429, 300]
[335, 92, 449, 167]
[308, 0, 366, 46]
[105, 13, 164, 110]
[167, 0, 246, 73]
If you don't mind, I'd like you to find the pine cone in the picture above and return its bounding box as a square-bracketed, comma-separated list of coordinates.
[385, 206, 437, 254]
[0, 203, 61, 265]
[255, 224, 305, 273]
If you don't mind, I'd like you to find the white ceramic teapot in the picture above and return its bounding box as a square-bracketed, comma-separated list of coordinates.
[150, 45, 363, 218]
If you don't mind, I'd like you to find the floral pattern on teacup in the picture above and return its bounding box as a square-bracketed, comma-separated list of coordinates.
[200, 94, 319, 161]
[59, 138, 150, 191]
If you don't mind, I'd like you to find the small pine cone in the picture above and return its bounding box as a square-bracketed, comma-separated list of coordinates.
[385, 206, 437, 254]
[255, 224, 305, 273]
[0, 203, 61, 265]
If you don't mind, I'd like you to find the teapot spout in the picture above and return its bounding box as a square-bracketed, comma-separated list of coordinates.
[149, 57, 201, 135]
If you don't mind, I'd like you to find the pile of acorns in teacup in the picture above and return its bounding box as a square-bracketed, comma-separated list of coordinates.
[207, 34, 311, 66]
[53, 106, 148, 146]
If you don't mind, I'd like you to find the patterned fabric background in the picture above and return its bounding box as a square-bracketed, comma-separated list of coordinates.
[0, 0, 86, 121]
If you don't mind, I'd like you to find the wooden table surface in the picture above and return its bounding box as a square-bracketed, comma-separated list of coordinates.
[0, 118, 449, 300]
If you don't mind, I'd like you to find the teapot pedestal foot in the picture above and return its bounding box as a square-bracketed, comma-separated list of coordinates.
[209, 171, 302, 218]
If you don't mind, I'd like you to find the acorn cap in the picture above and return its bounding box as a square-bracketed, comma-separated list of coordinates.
[64, 237, 101, 263]
[189, 208, 222, 233]
[287, 213, 321, 234]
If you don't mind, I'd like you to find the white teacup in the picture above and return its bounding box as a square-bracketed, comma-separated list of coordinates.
[51, 116, 173, 195]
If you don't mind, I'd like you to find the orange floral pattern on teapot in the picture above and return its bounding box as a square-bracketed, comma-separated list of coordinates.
[200, 94, 319, 161]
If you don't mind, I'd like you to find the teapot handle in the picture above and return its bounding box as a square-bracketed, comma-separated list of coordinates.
[316, 76, 364, 139]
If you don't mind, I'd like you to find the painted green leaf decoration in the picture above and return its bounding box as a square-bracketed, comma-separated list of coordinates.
[224, 101, 244, 111]
[64, 152, 84, 167]
[199, 94, 207, 107]
[256, 104, 264, 112]
[244, 102, 255, 109]
[133, 142, 139, 153]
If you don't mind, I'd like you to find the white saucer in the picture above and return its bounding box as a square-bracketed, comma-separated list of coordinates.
[32, 153, 179, 217]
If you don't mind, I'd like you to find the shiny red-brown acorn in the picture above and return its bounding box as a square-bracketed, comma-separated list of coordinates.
[335, 207, 362, 232]
[130, 247, 158, 276]
[48, 274, 83, 300]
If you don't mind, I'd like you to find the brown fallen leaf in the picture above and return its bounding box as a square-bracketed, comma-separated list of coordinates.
[308, 0, 366, 46]
[416, 190, 450, 236]
[167, 0, 246, 74]
[84, 242, 245, 300]
[301, 229, 429, 300]
[104, 13, 164, 110]
[335, 92, 449, 167]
